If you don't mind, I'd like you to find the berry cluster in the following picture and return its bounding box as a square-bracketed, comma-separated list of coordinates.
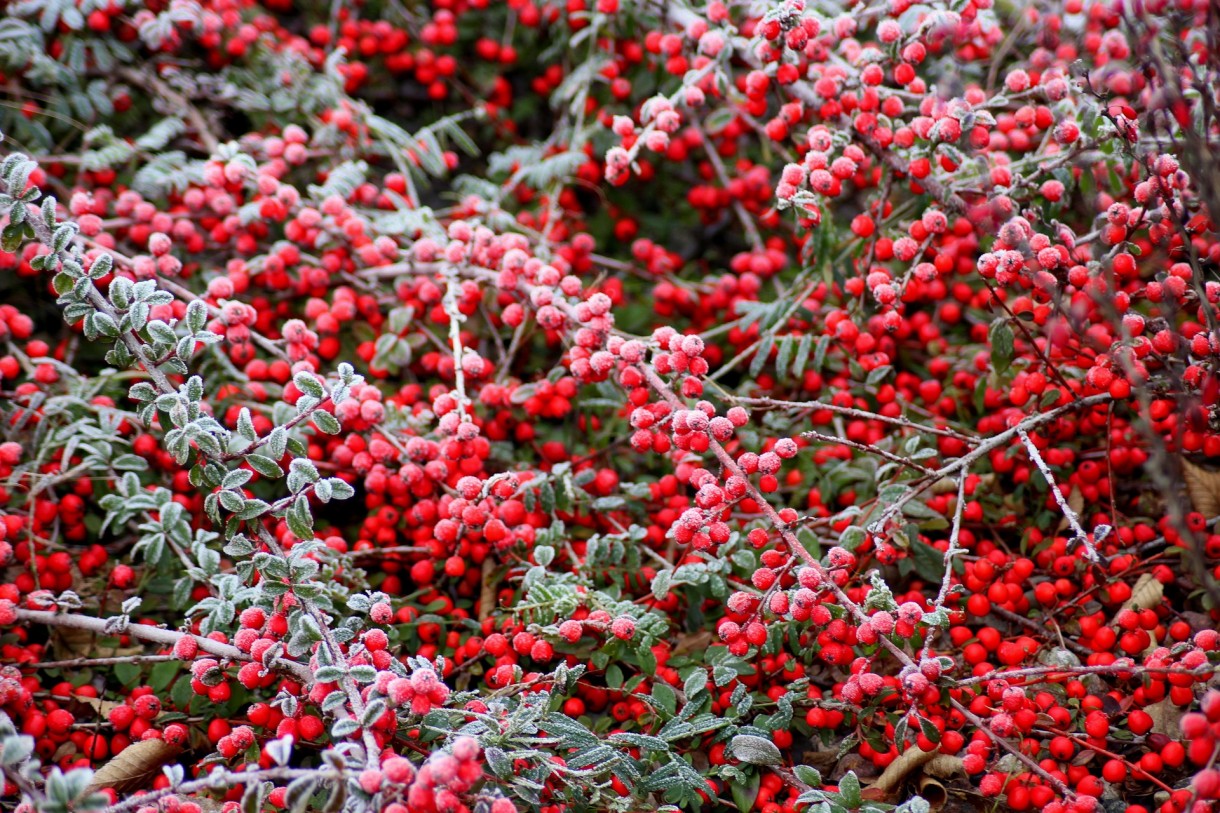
[0, 0, 1219, 812]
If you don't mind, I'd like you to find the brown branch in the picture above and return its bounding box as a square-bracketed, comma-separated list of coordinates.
[949, 697, 1072, 798]
[13, 608, 313, 684]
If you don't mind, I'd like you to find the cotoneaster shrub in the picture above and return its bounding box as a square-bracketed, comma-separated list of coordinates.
[0, 1, 1218, 813]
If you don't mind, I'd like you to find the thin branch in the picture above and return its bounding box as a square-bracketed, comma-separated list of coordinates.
[1017, 427, 1100, 563]
[950, 697, 1073, 798]
[13, 608, 312, 684]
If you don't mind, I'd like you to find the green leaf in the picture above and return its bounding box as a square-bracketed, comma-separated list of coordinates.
[683, 669, 706, 699]
[730, 770, 761, 812]
[897, 709, 917, 750]
[265, 427, 287, 460]
[791, 334, 813, 376]
[918, 714, 941, 743]
[775, 336, 794, 377]
[652, 683, 677, 716]
[793, 764, 822, 788]
[114, 661, 141, 687]
[902, 500, 944, 522]
[1, 221, 28, 252]
[361, 699, 387, 727]
[171, 675, 194, 713]
[838, 526, 867, 551]
[224, 534, 254, 557]
[331, 719, 358, 739]
[314, 666, 344, 683]
[286, 777, 318, 813]
[749, 334, 775, 378]
[730, 734, 782, 765]
[286, 495, 313, 540]
[838, 771, 862, 808]
[865, 364, 892, 386]
[246, 454, 283, 478]
[111, 454, 149, 471]
[293, 371, 325, 399]
[149, 659, 180, 693]
[911, 539, 946, 583]
[312, 410, 341, 435]
[989, 317, 1014, 374]
[812, 335, 830, 371]
[651, 569, 672, 600]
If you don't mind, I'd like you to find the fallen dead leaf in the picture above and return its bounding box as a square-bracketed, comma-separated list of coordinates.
[52, 740, 76, 762]
[923, 755, 963, 780]
[917, 774, 948, 810]
[63, 695, 129, 722]
[931, 477, 958, 496]
[1145, 696, 1185, 737]
[868, 746, 938, 798]
[1182, 456, 1220, 517]
[1116, 573, 1164, 616]
[1056, 487, 1084, 534]
[835, 751, 882, 784]
[85, 738, 181, 795]
[50, 627, 142, 661]
[672, 629, 714, 657]
[863, 749, 963, 810]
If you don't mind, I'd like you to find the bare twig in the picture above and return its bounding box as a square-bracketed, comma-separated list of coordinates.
[14, 608, 312, 684]
[1017, 428, 1101, 563]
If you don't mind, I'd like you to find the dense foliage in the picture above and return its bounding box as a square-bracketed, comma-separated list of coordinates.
[0, 0, 1218, 812]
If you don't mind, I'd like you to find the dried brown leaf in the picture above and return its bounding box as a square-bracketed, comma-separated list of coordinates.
[1145, 696, 1185, 736]
[1057, 487, 1084, 533]
[860, 787, 891, 803]
[85, 738, 181, 795]
[917, 775, 948, 811]
[868, 747, 938, 797]
[931, 477, 959, 496]
[672, 630, 714, 657]
[866, 751, 962, 810]
[50, 627, 141, 660]
[1182, 456, 1220, 518]
[835, 752, 882, 784]
[923, 755, 963, 780]
[64, 695, 128, 721]
[1117, 573, 1164, 616]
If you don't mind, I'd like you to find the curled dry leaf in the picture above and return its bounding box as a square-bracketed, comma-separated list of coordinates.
[931, 477, 959, 496]
[1144, 696, 1185, 737]
[671, 629, 714, 657]
[1182, 456, 1220, 518]
[862, 749, 963, 810]
[923, 755, 964, 780]
[920, 756, 964, 811]
[1055, 486, 1084, 534]
[917, 775, 948, 810]
[1116, 572, 1164, 616]
[85, 737, 182, 795]
[64, 694, 129, 722]
[50, 626, 142, 661]
[863, 746, 937, 801]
